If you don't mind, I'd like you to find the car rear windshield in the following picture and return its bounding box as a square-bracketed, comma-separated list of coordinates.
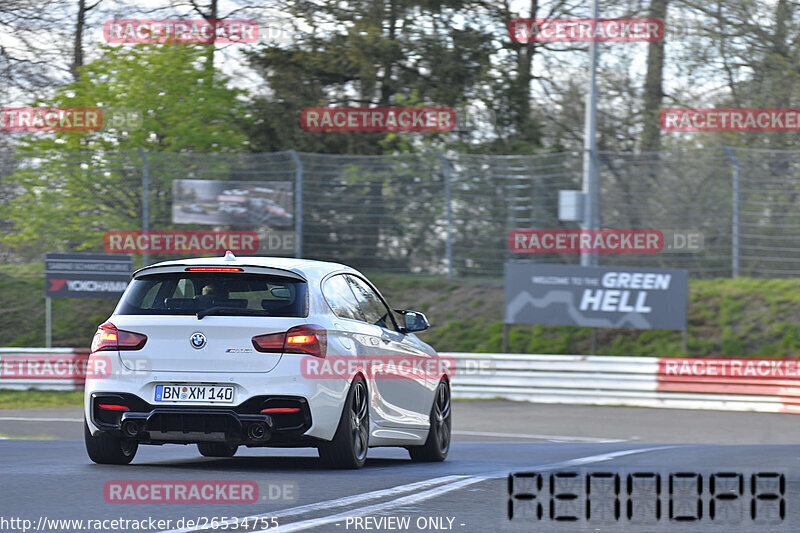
[115, 272, 307, 317]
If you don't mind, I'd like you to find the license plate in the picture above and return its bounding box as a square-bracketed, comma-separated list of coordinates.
[154, 384, 234, 403]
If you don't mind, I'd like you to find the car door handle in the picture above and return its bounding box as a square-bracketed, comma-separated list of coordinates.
[380, 335, 391, 344]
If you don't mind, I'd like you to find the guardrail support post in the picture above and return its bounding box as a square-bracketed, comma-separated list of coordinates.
[438, 152, 454, 279]
[138, 147, 150, 267]
[581, 0, 601, 269]
[723, 146, 740, 278]
[45, 296, 52, 348]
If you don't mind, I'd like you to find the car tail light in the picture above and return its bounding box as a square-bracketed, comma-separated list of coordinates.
[185, 267, 243, 272]
[251, 332, 286, 353]
[252, 325, 326, 358]
[286, 325, 326, 357]
[261, 407, 301, 413]
[90, 322, 148, 353]
[98, 403, 129, 411]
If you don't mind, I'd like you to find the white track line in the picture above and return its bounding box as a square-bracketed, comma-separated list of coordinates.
[0, 417, 82, 422]
[161, 446, 673, 533]
[551, 446, 675, 467]
[257, 446, 673, 533]
[159, 475, 469, 533]
[453, 430, 626, 443]
[266, 476, 486, 533]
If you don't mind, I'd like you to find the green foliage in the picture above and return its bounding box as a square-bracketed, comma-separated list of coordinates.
[243, 1, 498, 155]
[0, 390, 83, 409]
[6, 269, 800, 358]
[374, 274, 800, 357]
[0, 271, 116, 347]
[2, 44, 250, 256]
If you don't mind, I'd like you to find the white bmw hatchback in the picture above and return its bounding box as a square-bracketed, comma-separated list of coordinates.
[84, 253, 452, 468]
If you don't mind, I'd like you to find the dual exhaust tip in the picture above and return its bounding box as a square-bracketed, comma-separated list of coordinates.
[120, 419, 270, 441]
[247, 422, 269, 441]
[121, 419, 141, 438]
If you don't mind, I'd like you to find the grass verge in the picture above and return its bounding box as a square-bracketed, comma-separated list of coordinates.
[0, 389, 83, 409]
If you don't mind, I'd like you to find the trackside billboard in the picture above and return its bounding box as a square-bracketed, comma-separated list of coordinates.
[45, 252, 132, 299]
[505, 263, 688, 330]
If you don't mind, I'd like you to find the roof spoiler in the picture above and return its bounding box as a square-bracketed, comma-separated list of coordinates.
[132, 264, 306, 281]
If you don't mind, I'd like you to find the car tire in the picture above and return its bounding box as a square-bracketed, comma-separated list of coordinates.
[318, 377, 369, 469]
[197, 442, 238, 458]
[408, 379, 451, 462]
[84, 419, 138, 465]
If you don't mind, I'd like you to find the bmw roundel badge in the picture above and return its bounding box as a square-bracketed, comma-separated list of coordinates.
[190, 332, 207, 349]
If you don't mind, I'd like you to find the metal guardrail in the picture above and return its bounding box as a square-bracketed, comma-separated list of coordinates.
[447, 353, 800, 413]
[2, 349, 799, 413]
[0, 348, 90, 390]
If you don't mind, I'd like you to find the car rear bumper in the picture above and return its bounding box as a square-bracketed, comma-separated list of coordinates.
[83, 352, 352, 442]
[89, 392, 319, 446]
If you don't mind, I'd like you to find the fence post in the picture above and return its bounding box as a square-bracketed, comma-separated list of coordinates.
[138, 148, 150, 267]
[289, 150, 303, 259]
[438, 152, 453, 279]
[45, 296, 52, 348]
[581, 0, 600, 269]
[723, 146, 740, 278]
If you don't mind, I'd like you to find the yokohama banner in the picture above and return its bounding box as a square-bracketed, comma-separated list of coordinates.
[45, 252, 132, 299]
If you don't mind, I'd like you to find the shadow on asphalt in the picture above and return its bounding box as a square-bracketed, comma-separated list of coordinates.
[96, 455, 415, 472]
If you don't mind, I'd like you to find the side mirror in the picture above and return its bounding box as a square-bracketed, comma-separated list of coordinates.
[396, 310, 430, 333]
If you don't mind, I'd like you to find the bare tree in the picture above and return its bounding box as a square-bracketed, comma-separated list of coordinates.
[71, 0, 103, 81]
[640, 0, 668, 151]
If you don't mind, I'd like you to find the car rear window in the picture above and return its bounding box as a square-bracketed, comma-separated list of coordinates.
[115, 273, 307, 317]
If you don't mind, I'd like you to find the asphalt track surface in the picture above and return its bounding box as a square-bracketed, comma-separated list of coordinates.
[2, 401, 800, 533]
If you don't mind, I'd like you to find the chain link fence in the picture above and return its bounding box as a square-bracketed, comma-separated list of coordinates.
[0, 146, 796, 278]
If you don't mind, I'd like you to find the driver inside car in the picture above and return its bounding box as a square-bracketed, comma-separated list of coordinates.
[198, 282, 228, 302]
